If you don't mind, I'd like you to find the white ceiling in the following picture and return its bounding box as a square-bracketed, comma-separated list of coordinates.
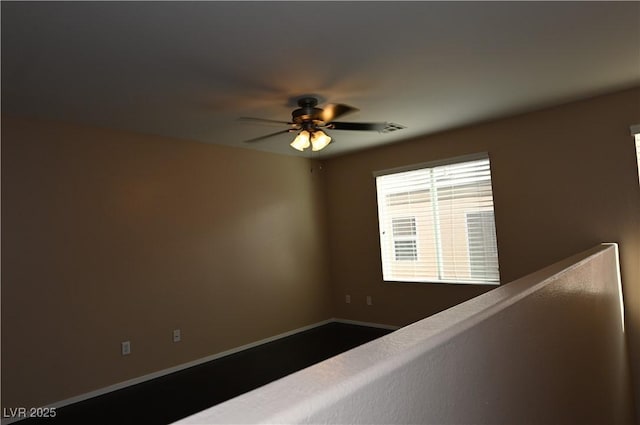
[2, 1, 639, 158]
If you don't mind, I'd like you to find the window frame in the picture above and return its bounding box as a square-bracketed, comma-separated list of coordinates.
[374, 153, 500, 286]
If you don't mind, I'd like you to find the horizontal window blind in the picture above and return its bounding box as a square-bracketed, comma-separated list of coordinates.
[375, 156, 499, 284]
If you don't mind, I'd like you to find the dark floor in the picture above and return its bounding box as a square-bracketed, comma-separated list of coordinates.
[21, 322, 391, 425]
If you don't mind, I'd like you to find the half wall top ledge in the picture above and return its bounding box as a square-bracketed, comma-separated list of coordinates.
[176, 244, 634, 425]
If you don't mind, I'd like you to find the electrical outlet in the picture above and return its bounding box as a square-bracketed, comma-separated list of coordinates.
[121, 340, 131, 356]
[345, 295, 351, 304]
[173, 329, 181, 343]
[366, 296, 373, 306]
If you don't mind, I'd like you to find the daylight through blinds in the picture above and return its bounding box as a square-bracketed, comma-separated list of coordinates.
[375, 156, 499, 284]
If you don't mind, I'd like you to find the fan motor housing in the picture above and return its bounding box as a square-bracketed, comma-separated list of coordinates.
[292, 97, 323, 124]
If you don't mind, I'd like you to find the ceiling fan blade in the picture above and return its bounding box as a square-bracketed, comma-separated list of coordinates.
[239, 117, 294, 126]
[243, 129, 294, 143]
[329, 122, 406, 133]
[321, 103, 359, 123]
[329, 122, 387, 132]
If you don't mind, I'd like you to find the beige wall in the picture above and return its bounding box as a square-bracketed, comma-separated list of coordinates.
[1, 116, 332, 409]
[325, 87, 640, 411]
[2, 87, 639, 415]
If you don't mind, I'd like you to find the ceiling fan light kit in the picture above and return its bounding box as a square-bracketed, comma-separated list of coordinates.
[290, 130, 311, 151]
[241, 96, 405, 153]
[290, 129, 332, 152]
[309, 130, 331, 151]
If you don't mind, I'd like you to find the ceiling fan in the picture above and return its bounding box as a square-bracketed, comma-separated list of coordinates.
[240, 96, 405, 152]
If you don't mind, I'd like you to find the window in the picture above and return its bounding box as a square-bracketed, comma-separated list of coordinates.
[633, 125, 640, 185]
[375, 154, 499, 284]
[637, 135, 640, 179]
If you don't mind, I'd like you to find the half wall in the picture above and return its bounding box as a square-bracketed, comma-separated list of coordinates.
[177, 244, 635, 424]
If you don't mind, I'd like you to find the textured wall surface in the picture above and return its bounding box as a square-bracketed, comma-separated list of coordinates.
[178, 244, 634, 425]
